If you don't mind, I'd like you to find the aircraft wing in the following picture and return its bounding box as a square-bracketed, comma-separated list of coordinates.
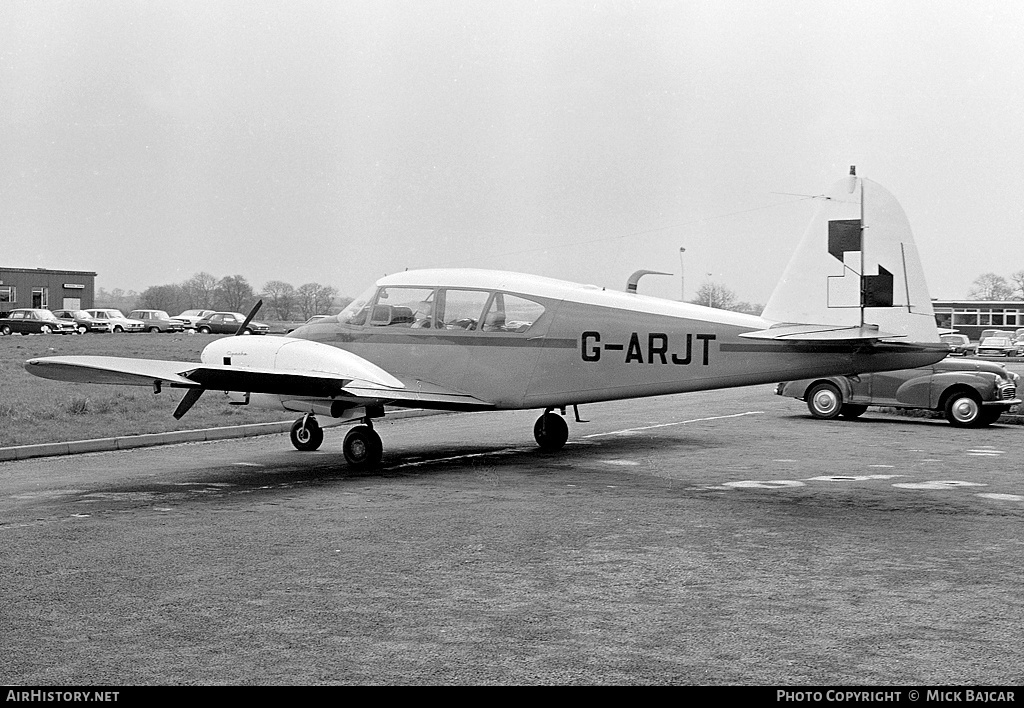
[738, 324, 906, 341]
[24, 354, 493, 413]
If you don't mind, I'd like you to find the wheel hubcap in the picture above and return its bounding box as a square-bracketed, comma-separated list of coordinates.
[813, 391, 838, 414]
[953, 399, 978, 422]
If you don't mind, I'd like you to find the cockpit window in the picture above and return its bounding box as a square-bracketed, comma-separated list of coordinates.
[370, 287, 435, 327]
[481, 293, 545, 333]
[336, 284, 378, 326]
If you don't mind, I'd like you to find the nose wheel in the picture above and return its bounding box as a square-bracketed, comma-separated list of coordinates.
[290, 415, 324, 451]
[533, 410, 569, 451]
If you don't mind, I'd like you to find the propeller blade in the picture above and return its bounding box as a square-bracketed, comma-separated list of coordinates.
[235, 300, 263, 336]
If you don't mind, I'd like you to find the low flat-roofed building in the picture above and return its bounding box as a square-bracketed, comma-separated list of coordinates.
[932, 299, 1024, 340]
[0, 267, 97, 313]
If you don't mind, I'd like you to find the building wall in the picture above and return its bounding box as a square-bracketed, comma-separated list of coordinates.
[932, 299, 1024, 340]
[0, 267, 97, 313]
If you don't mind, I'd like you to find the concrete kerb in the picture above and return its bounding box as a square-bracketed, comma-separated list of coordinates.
[0, 408, 446, 462]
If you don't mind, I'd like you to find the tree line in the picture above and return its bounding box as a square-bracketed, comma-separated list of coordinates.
[967, 271, 1024, 300]
[97, 273, 349, 321]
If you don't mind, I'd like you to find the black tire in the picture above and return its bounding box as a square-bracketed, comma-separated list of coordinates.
[343, 425, 383, 468]
[0, 325, 9, 336]
[944, 391, 984, 427]
[533, 412, 569, 451]
[148, 326, 160, 333]
[839, 404, 868, 419]
[198, 326, 211, 334]
[113, 325, 124, 333]
[978, 408, 1003, 426]
[290, 417, 324, 451]
[806, 382, 843, 419]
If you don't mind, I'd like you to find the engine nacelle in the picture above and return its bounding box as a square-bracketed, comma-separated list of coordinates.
[200, 335, 403, 389]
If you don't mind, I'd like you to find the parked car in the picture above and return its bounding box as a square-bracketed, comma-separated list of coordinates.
[285, 314, 332, 333]
[52, 309, 112, 334]
[171, 309, 216, 330]
[194, 311, 270, 335]
[0, 308, 77, 335]
[976, 336, 1016, 357]
[940, 333, 973, 356]
[776, 358, 1021, 427]
[84, 309, 145, 333]
[128, 309, 185, 333]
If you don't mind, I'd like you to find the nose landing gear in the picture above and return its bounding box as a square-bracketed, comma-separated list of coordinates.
[290, 414, 324, 451]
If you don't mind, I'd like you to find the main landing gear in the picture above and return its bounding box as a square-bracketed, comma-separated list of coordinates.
[533, 409, 570, 452]
[288, 413, 383, 469]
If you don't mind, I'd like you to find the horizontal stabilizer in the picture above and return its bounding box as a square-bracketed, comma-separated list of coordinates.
[739, 323, 905, 341]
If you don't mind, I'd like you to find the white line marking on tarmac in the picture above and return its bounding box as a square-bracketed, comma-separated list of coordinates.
[977, 493, 1024, 501]
[584, 411, 763, 438]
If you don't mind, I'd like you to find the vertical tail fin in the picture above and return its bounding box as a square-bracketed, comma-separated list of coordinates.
[759, 171, 939, 343]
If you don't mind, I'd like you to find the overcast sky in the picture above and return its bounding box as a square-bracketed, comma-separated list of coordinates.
[3, 1, 1023, 304]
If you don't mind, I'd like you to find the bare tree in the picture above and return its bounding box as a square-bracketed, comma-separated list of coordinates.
[967, 273, 1013, 300]
[138, 284, 187, 313]
[184, 272, 219, 309]
[216, 275, 256, 313]
[1009, 270, 1024, 300]
[295, 282, 337, 320]
[691, 281, 738, 310]
[262, 280, 296, 320]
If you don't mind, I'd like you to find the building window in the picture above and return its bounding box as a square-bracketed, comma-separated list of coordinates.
[0, 286, 14, 304]
[32, 287, 48, 308]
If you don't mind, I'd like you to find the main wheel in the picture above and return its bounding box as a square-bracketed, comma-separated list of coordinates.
[533, 412, 569, 452]
[944, 391, 983, 427]
[290, 417, 324, 451]
[343, 425, 383, 468]
[806, 382, 843, 419]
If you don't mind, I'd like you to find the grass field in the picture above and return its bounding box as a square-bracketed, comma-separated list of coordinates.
[0, 331, 296, 447]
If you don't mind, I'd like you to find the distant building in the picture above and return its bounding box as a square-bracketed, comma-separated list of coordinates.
[932, 298, 1024, 340]
[0, 267, 97, 313]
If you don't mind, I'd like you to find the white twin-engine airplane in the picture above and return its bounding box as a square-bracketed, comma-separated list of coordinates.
[27, 170, 947, 468]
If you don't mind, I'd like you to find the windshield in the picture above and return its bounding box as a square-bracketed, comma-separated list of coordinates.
[337, 284, 377, 326]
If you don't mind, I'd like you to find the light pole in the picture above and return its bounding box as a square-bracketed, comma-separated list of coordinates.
[678, 247, 686, 301]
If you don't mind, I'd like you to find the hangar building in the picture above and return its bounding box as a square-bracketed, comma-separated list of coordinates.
[0, 267, 97, 314]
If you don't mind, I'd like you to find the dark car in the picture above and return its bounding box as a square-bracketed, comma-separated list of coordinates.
[128, 309, 185, 333]
[194, 312, 270, 335]
[0, 308, 77, 335]
[976, 336, 1016, 358]
[52, 309, 112, 334]
[776, 358, 1021, 427]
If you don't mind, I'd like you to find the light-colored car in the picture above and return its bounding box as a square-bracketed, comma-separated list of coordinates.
[171, 309, 216, 330]
[940, 333, 973, 356]
[128, 309, 185, 333]
[285, 314, 332, 334]
[976, 336, 1016, 357]
[0, 308, 77, 335]
[776, 358, 1021, 427]
[84, 309, 145, 333]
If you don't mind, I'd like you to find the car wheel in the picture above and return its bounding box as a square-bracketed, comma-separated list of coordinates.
[113, 325, 123, 333]
[39, 325, 52, 334]
[77, 325, 87, 334]
[806, 382, 843, 419]
[944, 391, 983, 427]
[198, 327, 211, 334]
[148, 326, 160, 333]
[0, 325, 9, 336]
